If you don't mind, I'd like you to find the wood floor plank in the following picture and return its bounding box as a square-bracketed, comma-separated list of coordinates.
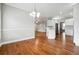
[0, 32, 79, 55]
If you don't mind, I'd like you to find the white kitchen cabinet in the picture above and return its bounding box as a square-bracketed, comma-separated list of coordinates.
[46, 19, 56, 39]
[46, 26, 55, 39]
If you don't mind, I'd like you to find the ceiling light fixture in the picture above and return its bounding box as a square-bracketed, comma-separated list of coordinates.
[29, 4, 40, 18]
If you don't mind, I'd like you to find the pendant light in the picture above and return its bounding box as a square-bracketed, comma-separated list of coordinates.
[29, 3, 40, 18]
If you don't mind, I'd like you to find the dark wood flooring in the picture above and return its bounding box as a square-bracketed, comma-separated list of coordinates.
[0, 32, 79, 55]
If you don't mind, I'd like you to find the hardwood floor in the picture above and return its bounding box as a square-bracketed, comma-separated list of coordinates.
[0, 32, 79, 55]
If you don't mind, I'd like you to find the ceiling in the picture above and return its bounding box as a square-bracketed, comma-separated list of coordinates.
[4, 3, 74, 17]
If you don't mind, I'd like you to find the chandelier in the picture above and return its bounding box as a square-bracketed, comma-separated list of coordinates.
[29, 4, 40, 18]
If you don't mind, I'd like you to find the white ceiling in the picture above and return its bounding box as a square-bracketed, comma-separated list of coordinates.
[5, 3, 74, 17]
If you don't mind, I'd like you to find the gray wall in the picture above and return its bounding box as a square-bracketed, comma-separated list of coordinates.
[36, 23, 46, 32]
[0, 4, 1, 43]
[1, 4, 35, 44]
[35, 17, 47, 32]
[73, 4, 79, 46]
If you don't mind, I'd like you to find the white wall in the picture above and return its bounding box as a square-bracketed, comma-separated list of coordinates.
[0, 4, 1, 43]
[65, 18, 73, 36]
[65, 18, 73, 25]
[73, 4, 79, 46]
[1, 4, 35, 44]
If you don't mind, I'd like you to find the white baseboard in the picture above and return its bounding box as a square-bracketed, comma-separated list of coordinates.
[1, 36, 35, 45]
